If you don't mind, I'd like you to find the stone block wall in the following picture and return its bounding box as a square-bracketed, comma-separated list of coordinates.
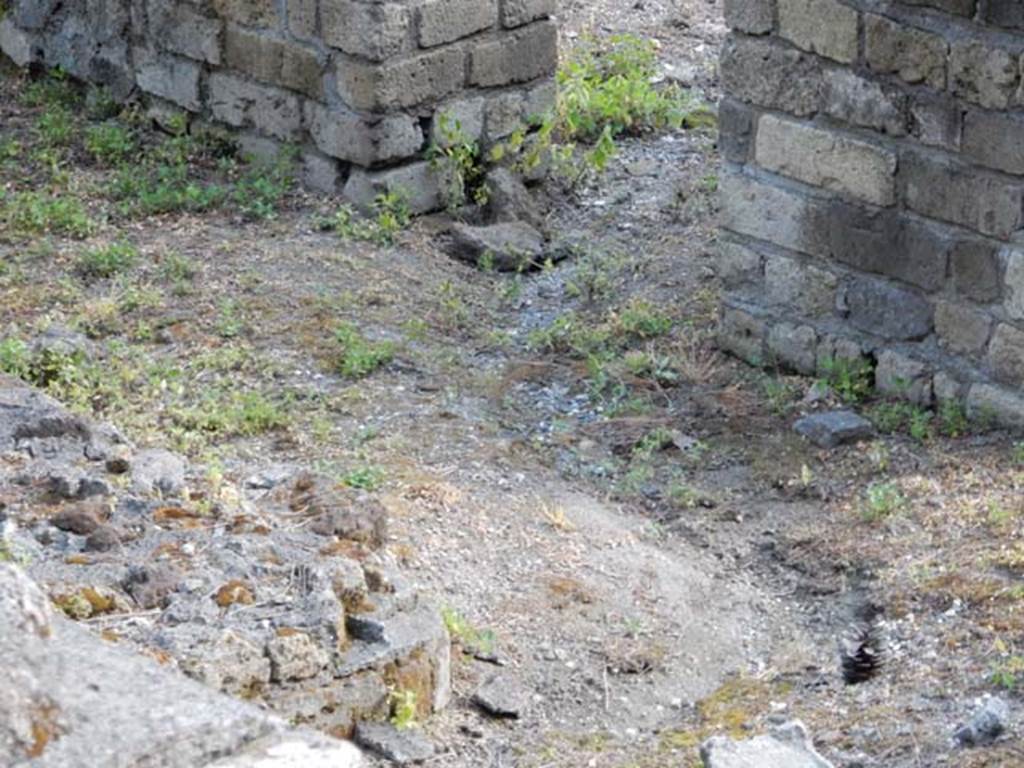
[718, 0, 1024, 426]
[0, 0, 557, 209]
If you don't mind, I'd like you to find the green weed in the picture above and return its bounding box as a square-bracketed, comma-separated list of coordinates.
[390, 689, 420, 730]
[36, 105, 75, 146]
[819, 357, 873, 404]
[861, 481, 906, 522]
[84, 122, 135, 165]
[428, 113, 489, 212]
[990, 655, 1024, 691]
[340, 465, 385, 491]
[76, 242, 137, 279]
[335, 322, 394, 378]
[0, 191, 93, 239]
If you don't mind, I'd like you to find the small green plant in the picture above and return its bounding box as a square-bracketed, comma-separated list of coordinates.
[0, 337, 31, 379]
[340, 465, 385, 491]
[331, 190, 410, 246]
[428, 113, 489, 212]
[76, 242, 137, 279]
[990, 655, 1024, 691]
[335, 322, 394, 378]
[0, 191, 93, 239]
[215, 300, 244, 338]
[861, 481, 906, 522]
[617, 299, 672, 339]
[819, 357, 874, 404]
[36, 105, 75, 146]
[233, 150, 296, 219]
[938, 399, 969, 438]
[390, 689, 420, 730]
[440, 606, 496, 655]
[84, 122, 135, 165]
[20, 69, 79, 109]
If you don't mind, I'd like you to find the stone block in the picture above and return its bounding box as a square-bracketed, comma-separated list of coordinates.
[967, 383, 1024, 429]
[343, 161, 446, 215]
[822, 68, 907, 137]
[909, 93, 962, 151]
[717, 305, 767, 366]
[763, 254, 836, 316]
[0, 18, 36, 67]
[719, 171, 828, 257]
[935, 300, 992, 355]
[952, 239, 1001, 301]
[432, 97, 485, 146]
[793, 411, 873, 448]
[524, 80, 556, 121]
[903, 0, 975, 13]
[305, 102, 424, 166]
[840, 277, 933, 340]
[828, 204, 950, 292]
[212, 0, 278, 28]
[718, 240, 763, 287]
[724, 0, 774, 34]
[865, 15, 947, 89]
[287, 0, 318, 40]
[767, 322, 817, 374]
[470, 20, 558, 87]
[875, 349, 932, 405]
[933, 371, 964, 403]
[322, 1, 410, 62]
[236, 133, 285, 165]
[209, 73, 302, 140]
[1004, 246, 1024, 319]
[777, 0, 858, 63]
[151, 3, 222, 65]
[963, 110, 1024, 176]
[484, 92, 525, 141]
[301, 150, 344, 195]
[719, 36, 822, 118]
[900, 150, 1024, 239]
[501, 0, 556, 27]
[420, 0, 497, 47]
[755, 114, 896, 206]
[987, 323, 1024, 384]
[950, 38, 1019, 110]
[816, 335, 865, 372]
[718, 98, 755, 163]
[224, 26, 323, 99]
[983, 3, 1024, 28]
[134, 49, 202, 111]
[336, 47, 465, 111]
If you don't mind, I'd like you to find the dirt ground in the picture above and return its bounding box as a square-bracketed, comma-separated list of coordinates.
[2, 0, 1023, 766]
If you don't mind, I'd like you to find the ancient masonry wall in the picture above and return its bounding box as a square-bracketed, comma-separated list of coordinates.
[0, 0, 557, 210]
[718, 0, 1024, 427]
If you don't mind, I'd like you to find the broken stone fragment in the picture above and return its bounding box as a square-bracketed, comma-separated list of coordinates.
[954, 696, 1010, 747]
[793, 410, 873, 449]
[354, 722, 434, 765]
[484, 166, 548, 232]
[700, 720, 834, 767]
[472, 672, 527, 718]
[289, 473, 387, 546]
[51, 504, 104, 535]
[266, 630, 330, 682]
[446, 221, 546, 271]
[122, 562, 182, 609]
[130, 448, 187, 495]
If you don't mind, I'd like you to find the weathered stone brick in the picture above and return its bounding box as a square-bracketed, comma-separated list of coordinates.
[718, 98, 754, 163]
[982, 3, 1024, 28]
[719, 171, 828, 257]
[935, 300, 992, 355]
[865, 15, 946, 89]
[420, 0, 497, 47]
[322, 1, 410, 62]
[0, 18, 35, 67]
[875, 350, 932, 405]
[305, 102, 423, 166]
[336, 47, 464, 111]
[903, 0, 975, 14]
[988, 323, 1024, 384]
[151, 4, 222, 64]
[755, 114, 896, 206]
[718, 305, 767, 366]
[967, 383, 1024, 428]
[209, 72, 301, 140]
[840, 277, 933, 340]
[950, 38, 1019, 110]
[900, 150, 1024, 239]
[224, 26, 322, 99]
[723, 0, 774, 34]
[828, 204, 950, 293]
[432, 97, 485, 147]
[501, 0, 555, 28]
[1003, 246, 1024, 319]
[952, 239, 1001, 301]
[816, 335, 865, 372]
[484, 92, 525, 141]
[212, 0, 277, 28]
[963, 110, 1024, 176]
[287, 0, 318, 40]
[470, 20, 557, 87]
[719, 36, 822, 117]
[718, 240, 763, 287]
[134, 48, 202, 111]
[767, 322, 818, 374]
[301, 150, 343, 195]
[764, 254, 837, 316]
[909, 94, 962, 151]
[777, 0, 858, 64]
[523, 80, 556, 121]
[343, 161, 446, 214]
[822, 69, 907, 137]
[933, 371, 964, 403]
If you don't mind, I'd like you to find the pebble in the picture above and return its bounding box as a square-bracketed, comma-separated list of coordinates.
[954, 696, 1009, 747]
[472, 673, 527, 718]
